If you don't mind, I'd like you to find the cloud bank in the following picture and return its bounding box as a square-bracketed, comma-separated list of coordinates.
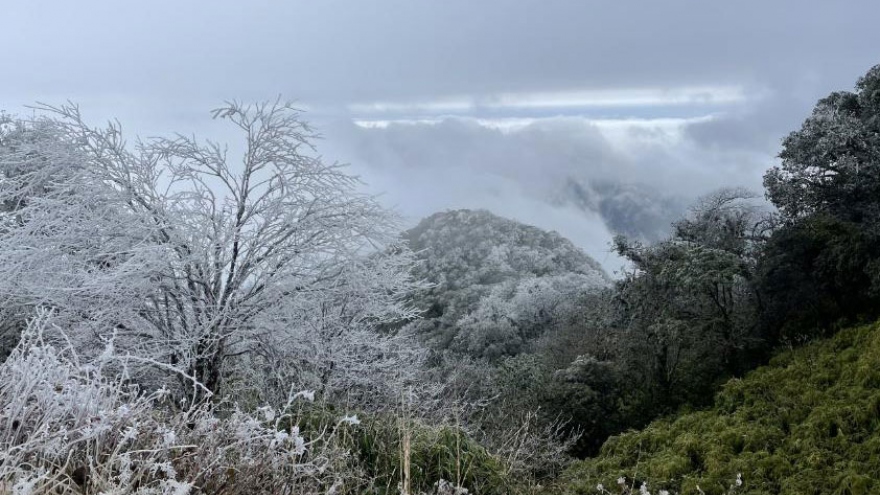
[2, 1, 879, 272]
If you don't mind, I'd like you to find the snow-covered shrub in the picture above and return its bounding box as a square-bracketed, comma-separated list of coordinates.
[0, 315, 355, 494]
[418, 479, 469, 495]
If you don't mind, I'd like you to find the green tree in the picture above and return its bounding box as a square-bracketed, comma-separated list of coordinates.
[611, 189, 763, 413]
[760, 64, 880, 337]
[765, 64, 880, 223]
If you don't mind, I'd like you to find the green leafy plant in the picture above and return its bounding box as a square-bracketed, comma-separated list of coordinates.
[559, 321, 880, 495]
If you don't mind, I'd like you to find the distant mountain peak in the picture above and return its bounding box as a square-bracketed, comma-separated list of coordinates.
[403, 209, 609, 360]
[405, 208, 609, 284]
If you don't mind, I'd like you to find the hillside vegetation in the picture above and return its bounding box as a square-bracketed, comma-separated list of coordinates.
[560, 321, 880, 495]
[404, 209, 608, 360]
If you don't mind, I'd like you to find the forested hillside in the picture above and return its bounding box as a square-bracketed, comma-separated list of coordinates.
[552, 62, 880, 494]
[560, 321, 880, 495]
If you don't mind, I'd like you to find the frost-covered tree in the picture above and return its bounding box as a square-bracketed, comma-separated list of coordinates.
[453, 273, 602, 360]
[0, 114, 72, 359]
[244, 248, 428, 410]
[0, 101, 420, 401]
[765, 64, 880, 223]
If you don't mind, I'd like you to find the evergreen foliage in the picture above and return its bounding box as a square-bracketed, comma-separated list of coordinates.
[560, 321, 880, 495]
[760, 63, 880, 337]
[284, 405, 517, 495]
[606, 189, 766, 429]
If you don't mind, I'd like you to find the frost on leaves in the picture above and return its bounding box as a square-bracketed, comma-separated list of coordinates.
[0, 100, 422, 402]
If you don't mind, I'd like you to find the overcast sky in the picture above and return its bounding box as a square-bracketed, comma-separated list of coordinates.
[2, 1, 878, 273]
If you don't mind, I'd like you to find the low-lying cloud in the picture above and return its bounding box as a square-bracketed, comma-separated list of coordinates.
[318, 109, 779, 274]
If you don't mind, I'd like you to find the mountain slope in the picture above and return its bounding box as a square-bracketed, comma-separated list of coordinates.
[404, 209, 609, 360]
[560, 321, 880, 495]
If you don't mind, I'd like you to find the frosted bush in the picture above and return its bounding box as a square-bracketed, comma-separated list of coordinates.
[0, 316, 355, 494]
[420, 479, 469, 495]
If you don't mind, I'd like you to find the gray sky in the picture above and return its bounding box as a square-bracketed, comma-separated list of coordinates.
[2, 1, 878, 273]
